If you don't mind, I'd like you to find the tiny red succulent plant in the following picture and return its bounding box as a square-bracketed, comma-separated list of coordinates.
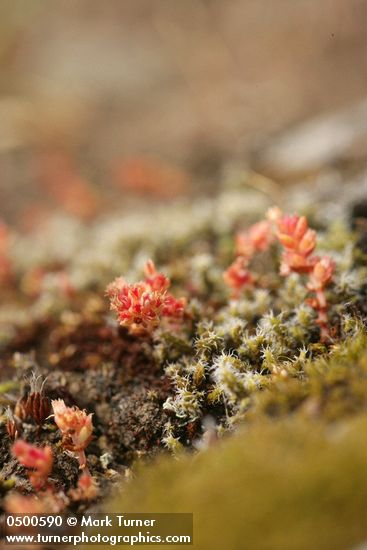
[276, 214, 317, 276]
[51, 399, 93, 469]
[223, 256, 253, 297]
[236, 220, 274, 257]
[224, 218, 273, 295]
[307, 256, 335, 340]
[274, 211, 336, 340]
[106, 260, 186, 332]
[12, 440, 53, 490]
[225, 206, 337, 342]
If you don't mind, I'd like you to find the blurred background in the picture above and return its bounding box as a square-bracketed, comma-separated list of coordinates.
[0, 0, 367, 228]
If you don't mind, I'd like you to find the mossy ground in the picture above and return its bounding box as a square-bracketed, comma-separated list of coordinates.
[104, 415, 367, 550]
[0, 176, 367, 547]
[101, 332, 367, 550]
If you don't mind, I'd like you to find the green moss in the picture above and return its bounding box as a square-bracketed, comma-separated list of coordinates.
[252, 329, 367, 421]
[89, 331, 367, 550]
[101, 415, 367, 550]
[319, 220, 356, 252]
[3, 177, 367, 528]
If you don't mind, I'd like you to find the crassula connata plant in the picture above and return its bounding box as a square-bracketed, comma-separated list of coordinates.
[12, 440, 53, 490]
[224, 207, 336, 341]
[106, 259, 186, 333]
[51, 399, 93, 469]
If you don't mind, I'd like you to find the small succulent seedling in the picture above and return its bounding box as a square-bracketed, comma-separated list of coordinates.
[52, 399, 93, 469]
[12, 440, 53, 490]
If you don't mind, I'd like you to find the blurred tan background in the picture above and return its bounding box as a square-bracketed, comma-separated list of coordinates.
[0, 0, 367, 226]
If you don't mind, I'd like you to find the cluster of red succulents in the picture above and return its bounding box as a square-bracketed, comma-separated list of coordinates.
[273, 211, 335, 340]
[224, 207, 336, 341]
[12, 440, 53, 490]
[52, 399, 94, 469]
[106, 260, 186, 332]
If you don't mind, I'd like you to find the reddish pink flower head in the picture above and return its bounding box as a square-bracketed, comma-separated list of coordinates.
[161, 293, 186, 318]
[144, 259, 170, 292]
[107, 279, 166, 328]
[106, 260, 185, 331]
[12, 440, 53, 489]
